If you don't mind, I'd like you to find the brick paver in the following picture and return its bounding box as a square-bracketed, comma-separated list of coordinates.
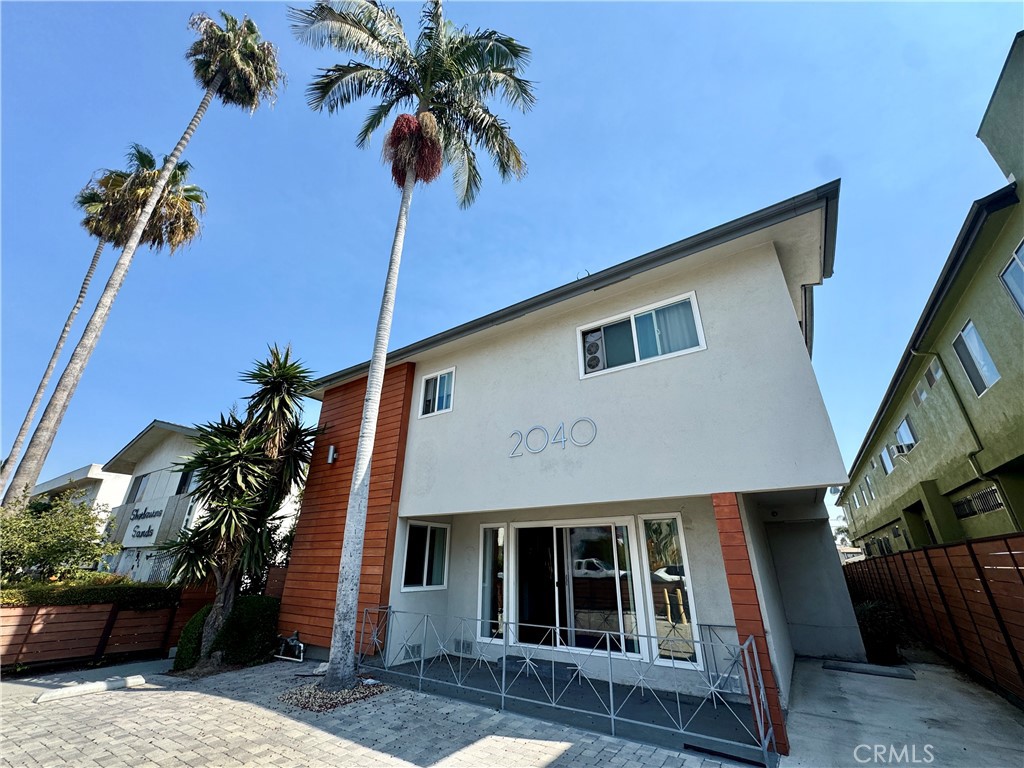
[1, 661, 743, 767]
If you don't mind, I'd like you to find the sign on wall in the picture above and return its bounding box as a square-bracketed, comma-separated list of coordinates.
[121, 506, 164, 547]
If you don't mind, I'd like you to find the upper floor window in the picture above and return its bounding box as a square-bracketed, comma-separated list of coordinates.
[952, 320, 1000, 396]
[579, 293, 705, 377]
[175, 469, 198, 496]
[879, 447, 894, 475]
[1001, 242, 1024, 317]
[894, 416, 917, 451]
[924, 358, 943, 388]
[912, 382, 928, 407]
[125, 473, 149, 504]
[865, 474, 877, 500]
[420, 368, 455, 417]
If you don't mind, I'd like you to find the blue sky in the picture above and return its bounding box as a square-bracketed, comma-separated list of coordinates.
[2, 2, 1019, 521]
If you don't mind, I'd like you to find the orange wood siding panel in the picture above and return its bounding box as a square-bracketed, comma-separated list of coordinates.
[712, 492, 790, 756]
[278, 363, 416, 649]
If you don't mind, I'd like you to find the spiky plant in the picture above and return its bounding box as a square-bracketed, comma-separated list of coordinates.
[163, 346, 317, 657]
[291, 0, 534, 689]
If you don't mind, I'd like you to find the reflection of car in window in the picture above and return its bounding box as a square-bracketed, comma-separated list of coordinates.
[652, 565, 686, 583]
[573, 558, 623, 578]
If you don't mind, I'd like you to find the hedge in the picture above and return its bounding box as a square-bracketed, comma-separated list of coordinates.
[174, 604, 212, 672]
[0, 582, 182, 611]
[213, 596, 281, 666]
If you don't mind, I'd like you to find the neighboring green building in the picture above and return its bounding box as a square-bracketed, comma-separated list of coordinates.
[841, 32, 1024, 556]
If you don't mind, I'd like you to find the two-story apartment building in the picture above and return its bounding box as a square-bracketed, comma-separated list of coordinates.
[29, 464, 131, 530]
[840, 33, 1024, 556]
[278, 180, 864, 763]
[102, 420, 205, 582]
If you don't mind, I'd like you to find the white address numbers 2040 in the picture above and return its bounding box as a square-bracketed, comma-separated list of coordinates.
[509, 418, 597, 458]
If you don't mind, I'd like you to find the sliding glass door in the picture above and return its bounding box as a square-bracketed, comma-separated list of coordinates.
[513, 522, 640, 654]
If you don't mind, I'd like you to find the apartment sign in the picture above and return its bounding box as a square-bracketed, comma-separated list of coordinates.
[121, 506, 164, 546]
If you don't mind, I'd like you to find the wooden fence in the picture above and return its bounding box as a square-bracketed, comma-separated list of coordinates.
[1, 583, 216, 670]
[843, 534, 1024, 703]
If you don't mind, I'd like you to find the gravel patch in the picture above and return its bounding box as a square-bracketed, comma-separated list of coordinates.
[279, 680, 392, 712]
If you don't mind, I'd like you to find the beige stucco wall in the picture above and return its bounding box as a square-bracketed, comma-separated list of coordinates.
[397, 241, 846, 520]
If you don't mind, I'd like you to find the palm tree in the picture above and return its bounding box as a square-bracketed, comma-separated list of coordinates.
[0, 145, 205, 497]
[164, 345, 317, 657]
[291, 0, 534, 689]
[4, 12, 282, 502]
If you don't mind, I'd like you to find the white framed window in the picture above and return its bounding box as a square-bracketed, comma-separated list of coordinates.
[865, 474, 876, 501]
[578, 292, 706, 378]
[894, 416, 917, 451]
[880, 448, 894, 475]
[852, 491, 861, 510]
[953, 320, 1000, 396]
[420, 368, 455, 417]
[638, 513, 701, 668]
[912, 382, 928, 407]
[402, 521, 450, 591]
[1001, 242, 1024, 317]
[125, 473, 150, 504]
[925, 359, 943, 388]
[478, 525, 507, 641]
[859, 483, 869, 506]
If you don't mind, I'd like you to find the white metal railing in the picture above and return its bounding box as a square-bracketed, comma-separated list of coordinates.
[357, 607, 777, 766]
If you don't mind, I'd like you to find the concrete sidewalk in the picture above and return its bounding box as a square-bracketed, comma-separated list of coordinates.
[782, 657, 1023, 768]
[1, 659, 740, 768]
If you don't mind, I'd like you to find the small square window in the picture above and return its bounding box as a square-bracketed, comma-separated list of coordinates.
[125, 473, 149, 504]
[953, 320, 1000, 396]
[912, 382, 928, 407]
[402, 522, 449, 590]
[924, 359, 943, 388]
[421, 369, 455, 417]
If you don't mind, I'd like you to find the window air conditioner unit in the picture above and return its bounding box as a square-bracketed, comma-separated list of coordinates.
[889, 444, 912, 458]
[583, 330, 606, 373]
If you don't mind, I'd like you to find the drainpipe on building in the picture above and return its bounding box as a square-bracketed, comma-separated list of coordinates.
[909, 349, 1021, 530]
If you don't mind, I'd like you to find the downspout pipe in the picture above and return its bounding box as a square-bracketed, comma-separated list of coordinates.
[908, 348, 1021, 530]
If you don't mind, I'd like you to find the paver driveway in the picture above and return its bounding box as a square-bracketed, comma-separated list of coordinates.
[1, 660, 741, 767]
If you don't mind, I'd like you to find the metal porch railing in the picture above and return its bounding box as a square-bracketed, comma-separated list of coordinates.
[357, 607, 777, 766]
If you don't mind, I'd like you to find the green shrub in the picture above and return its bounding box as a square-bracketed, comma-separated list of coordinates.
[0, 582, 180, 611]
[0, 491, 121, 580]
[213, 596, 281, 666]
[174, 604, 212, 672]
[854, 600, 909, 665]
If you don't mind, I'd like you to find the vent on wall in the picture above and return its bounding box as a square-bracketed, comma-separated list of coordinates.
[451, 639, 474, 655]
[402, 644, 423, 661]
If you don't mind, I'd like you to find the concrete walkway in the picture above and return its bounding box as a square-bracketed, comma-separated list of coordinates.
[782, 657, 1024, 768]
[1, 659, 741, 768]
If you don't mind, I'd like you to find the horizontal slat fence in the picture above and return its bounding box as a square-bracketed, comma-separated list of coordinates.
[1, 583, 217, 670]
[844, 534, 1024, 703]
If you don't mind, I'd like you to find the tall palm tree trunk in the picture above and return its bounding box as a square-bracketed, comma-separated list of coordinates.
[323, 165, 417, 690]
[4, 72, 225, 504]
[1, 239, 106, 494]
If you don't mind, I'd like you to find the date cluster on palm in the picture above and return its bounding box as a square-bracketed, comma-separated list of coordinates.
[384, 112, 442, 187]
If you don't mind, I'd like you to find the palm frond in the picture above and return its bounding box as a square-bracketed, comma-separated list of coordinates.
[305, 61, 415, 113]
[289, 1, 413, 68]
